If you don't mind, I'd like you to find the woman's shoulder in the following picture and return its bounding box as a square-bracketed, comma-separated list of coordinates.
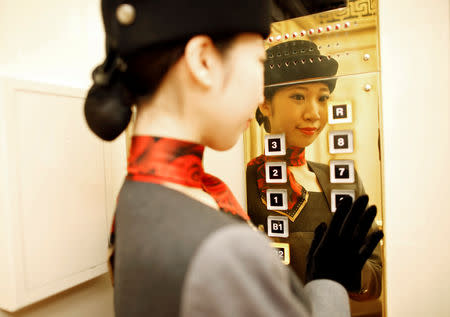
[307, 160, 329, 173]
[118, 180, 239, 223]
[246, 155, 266, 179]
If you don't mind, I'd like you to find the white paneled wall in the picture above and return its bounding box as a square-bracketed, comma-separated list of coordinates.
[0, 78, 126, 312]
[379, 0, 450, 316]
[0, 1, 117, 316]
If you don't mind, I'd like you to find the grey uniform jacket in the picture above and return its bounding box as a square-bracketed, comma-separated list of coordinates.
[114, 179, 350, 316]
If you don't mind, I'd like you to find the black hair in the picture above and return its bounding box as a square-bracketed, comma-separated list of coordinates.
[84, 35, 236, 141]
[254, 86, 279, 132]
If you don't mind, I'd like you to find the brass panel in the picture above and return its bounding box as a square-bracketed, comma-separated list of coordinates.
[265, 0, 379, 78]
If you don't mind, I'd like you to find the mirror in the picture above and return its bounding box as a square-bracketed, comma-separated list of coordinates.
[244, 0, 385, 316]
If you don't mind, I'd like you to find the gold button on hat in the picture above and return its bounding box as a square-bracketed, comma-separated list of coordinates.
[116, 3, 136, 26]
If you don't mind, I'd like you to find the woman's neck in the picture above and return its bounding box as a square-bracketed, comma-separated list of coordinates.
[288, 164, 323, 192]
[133, 86, 203, 143]
[287, 145, 305, 153]
[133, 111, 201, 143]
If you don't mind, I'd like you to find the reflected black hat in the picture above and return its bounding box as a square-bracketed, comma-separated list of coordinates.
[264, 40, 338, 91]
[256, 40, 338, 130]
[102, 0, 272, 56]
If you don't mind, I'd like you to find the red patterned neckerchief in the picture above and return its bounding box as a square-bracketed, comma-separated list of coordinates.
[126, 136, 248, 220]
[110, 136, 248, 240]
[247, 146, 309, 222]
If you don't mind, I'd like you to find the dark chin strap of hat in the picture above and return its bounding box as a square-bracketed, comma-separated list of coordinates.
[92, 49, 127, 87]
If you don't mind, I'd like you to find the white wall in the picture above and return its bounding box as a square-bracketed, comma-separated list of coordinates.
[379, 0, 450, 316]
[0, 0, 105, 89]
[0, 1, 115, 316]
[204, 137, 246, 208]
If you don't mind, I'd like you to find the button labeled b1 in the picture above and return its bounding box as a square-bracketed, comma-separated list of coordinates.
[267, 215, 289, 238]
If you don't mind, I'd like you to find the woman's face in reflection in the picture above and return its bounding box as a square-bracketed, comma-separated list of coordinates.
[261, 82, 330, 148]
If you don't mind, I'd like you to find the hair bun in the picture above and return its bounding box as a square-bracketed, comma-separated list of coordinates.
[84, 80, 133, 141]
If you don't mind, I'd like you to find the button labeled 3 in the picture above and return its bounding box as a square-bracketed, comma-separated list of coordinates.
[265, 133, 286, 156]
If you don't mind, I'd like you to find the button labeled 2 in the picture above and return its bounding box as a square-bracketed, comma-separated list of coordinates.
[265, 162, 287, 183]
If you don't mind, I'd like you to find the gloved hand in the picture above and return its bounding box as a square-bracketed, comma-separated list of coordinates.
[305, 195, 383, 292]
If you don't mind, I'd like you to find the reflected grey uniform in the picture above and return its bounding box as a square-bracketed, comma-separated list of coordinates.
[114, 180, 350, 316]
[246, 161, 382, 299]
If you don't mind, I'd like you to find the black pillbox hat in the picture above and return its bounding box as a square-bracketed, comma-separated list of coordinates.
[102, 0, 272, 55]
[264, 40, 338, 91]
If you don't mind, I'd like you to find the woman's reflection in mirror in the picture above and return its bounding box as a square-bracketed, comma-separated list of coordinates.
[246, 40, 382, 301]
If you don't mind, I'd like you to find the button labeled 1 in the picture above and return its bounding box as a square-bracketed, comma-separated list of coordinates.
[328, 102, 352, 124]
[265, 162, 287, 183]
[267, 215, 289, 238]
[266, 189, 288, 210]
[265, 133, 286, 156]
[329, 130, 354, 154]
[331, 189, 356, 212]
[330, 160, 355, 183]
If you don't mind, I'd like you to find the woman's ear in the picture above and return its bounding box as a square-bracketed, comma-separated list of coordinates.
[184, 35, 219, 88]
[258, 100, 272, 118]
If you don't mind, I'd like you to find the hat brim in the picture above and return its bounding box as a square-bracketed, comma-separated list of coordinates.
[264, 54, 338, 87]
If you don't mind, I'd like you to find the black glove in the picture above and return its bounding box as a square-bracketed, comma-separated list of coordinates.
[305, 195, 383, 292]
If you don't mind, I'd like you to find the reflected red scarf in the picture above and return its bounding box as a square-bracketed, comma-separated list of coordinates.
[247, 146, 309, 221]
